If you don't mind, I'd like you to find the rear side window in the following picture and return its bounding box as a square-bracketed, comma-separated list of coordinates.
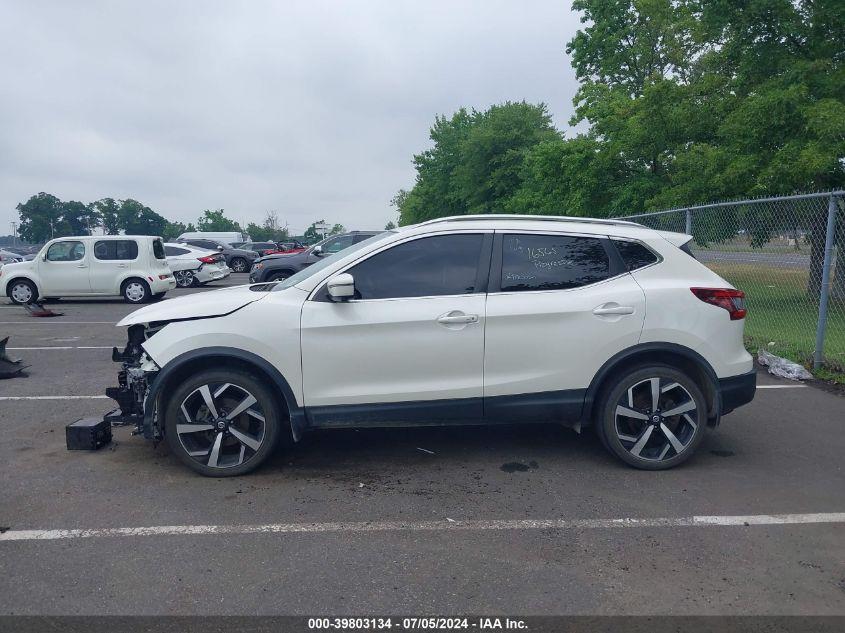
[164, 246, 190, 256]
[46, 241, 85, 262]
[500, 234, 611, 292]
[94, 240, 139, 261]
[152, 239, 166, 260]
[349, 234, 483, 300]
[613, 239, 659, 271]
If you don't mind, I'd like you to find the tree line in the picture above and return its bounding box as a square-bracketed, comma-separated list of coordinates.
[14, 192, 346, 245]
[394, 0, 844, 224]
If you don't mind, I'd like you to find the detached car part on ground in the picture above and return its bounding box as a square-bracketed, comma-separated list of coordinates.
[101, 215, 756, 477]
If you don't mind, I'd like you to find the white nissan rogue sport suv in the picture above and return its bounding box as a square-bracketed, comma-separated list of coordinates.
[105, 215, 756, 476]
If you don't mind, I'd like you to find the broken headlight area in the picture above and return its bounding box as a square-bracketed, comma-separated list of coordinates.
[104, 322, 162, 440]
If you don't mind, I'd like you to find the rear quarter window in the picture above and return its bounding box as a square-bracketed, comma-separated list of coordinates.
[613, 240, 659, 271]
[153, 239, 166, 259]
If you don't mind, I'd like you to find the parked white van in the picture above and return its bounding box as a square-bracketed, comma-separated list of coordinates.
[176, 231, 250, 244]
[1, 235, 176, 304]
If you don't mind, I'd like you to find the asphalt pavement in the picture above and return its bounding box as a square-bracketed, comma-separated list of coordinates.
[0, 275, 843, 615]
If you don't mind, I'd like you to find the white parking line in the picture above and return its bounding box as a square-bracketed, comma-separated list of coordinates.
[0, 395, 109, 401]
[756, 384, 807, 389]
[1, 512, 843, 542]
[6, 346, 114, 350]
[0, 321, 116, 324]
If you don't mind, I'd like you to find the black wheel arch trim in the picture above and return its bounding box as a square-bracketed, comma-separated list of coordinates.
[581, 342, 724, 426]
[144, 346, 305, 441]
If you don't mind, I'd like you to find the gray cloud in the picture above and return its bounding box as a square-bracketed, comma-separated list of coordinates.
[0, 0, 581, 235]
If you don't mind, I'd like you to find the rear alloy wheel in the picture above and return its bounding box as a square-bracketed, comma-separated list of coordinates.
[598, 365, 707, 470]
[174, 270, 196, 288]
[230, 257, 248, 273]
[164, 369, 281, 477]
[122, 279, 150, 304]
[8, 279, 37, 304]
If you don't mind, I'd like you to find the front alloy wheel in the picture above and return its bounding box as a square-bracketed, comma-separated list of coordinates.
[164, 369, 281, 476]
[174, 270, 195, 288]
[598, 365, 707, 470]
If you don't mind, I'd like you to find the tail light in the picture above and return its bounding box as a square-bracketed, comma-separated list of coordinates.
[691, 288, 747, 320]
[198, 256, 216, 263]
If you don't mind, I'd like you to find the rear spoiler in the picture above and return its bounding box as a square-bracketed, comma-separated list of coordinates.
[655, 230, 693, 248]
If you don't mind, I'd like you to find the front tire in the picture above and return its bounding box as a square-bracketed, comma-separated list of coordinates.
[163, 368, 282, 477]
[7, 279, 38, 305]
[267, 272, 290, 282]
[596, 364, 708, 470]
[122, 278, 151, 304]
[230, 257, 248, 273]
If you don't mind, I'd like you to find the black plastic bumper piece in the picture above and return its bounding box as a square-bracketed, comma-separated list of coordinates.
[66, 417, 112, 450]
[719, 370, 757, 414]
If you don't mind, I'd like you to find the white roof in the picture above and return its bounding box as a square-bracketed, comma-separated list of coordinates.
[399, 214, 658, 239]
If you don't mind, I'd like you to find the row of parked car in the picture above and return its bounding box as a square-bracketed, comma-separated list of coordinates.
[0, 235, 247, 304]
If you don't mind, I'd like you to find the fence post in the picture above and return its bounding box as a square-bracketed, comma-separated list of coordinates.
[813, 194, 838, 369]
[685, 209, 692, 235]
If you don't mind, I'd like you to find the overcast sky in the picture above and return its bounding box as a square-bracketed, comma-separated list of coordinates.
[0, 0, 582, 236]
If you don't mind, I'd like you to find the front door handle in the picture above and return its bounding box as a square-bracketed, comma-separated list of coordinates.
[437, 312, 479, 325]
[76, 264, 87, 268]
[593, 304, 634, 316]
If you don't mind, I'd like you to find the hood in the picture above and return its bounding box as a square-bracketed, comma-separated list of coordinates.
[117, 284, 273, 326]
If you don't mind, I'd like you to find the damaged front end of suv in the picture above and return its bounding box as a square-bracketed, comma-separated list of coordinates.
[104, 322, 165, 440]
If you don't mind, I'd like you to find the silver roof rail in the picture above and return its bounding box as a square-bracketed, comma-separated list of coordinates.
[417, 214, 644, 228]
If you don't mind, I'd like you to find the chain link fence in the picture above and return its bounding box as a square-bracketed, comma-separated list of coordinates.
[615, 191, 844, 377]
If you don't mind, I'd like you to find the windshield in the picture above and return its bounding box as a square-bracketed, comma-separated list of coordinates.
[274, 232, 395, 290]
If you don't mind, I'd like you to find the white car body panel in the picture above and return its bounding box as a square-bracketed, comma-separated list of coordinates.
[484, 273, 646, 395]
[118, 284, 265, 326]
[301, 294, 486, 406]
[163, 243, 231, 285]
[140, 287, 306, 406]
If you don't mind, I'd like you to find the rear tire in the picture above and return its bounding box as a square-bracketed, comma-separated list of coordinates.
[163, 368, 282, 477]
[230, 257, 248, 273]
[122, 278, 151, 304]
[7, 279, 38, 305]
[597, 364, 708, 470]
[174, 270, 195, 288]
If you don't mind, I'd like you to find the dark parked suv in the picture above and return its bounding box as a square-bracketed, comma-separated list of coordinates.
[177, 238, 259, 273]
[248, 231, 381, 283]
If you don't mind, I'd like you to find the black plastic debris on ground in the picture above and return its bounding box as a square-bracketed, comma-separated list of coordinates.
[0, 336, 29, 378]
[23, 302, 64, 317]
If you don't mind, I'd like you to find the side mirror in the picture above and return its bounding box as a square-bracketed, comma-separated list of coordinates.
[216, 245, 224, 252]
[312, 245, 323, 256]
[327, 273, 355, 301]
[41, 253, 47, 261]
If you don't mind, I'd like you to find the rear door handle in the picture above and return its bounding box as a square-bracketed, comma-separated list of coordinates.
[117, 263, 128, 268]
[437, 313, 479, 325]
[593, 305, 634, 316]
[76, 264, 87, 268]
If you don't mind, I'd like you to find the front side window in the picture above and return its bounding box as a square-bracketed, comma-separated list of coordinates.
[94, 240, 139, 261]
[348, 234, 483, 300]
[500, 234, 611, 292]
[321, 235, 354, 254]
[46, 241, 85, 262]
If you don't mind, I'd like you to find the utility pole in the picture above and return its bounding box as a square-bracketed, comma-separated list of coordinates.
[10, 221, 17, 245]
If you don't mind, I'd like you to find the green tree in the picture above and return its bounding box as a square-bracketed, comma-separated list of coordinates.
[119, 199, 168, 236]
[16, 193, 65, 242]
[384, 220, 397, 230]
[396, 102, 559, 225]
[92, 198, 121, 235]
[329, 223, 345, 236]
[197, 209, 241, 232]
[60, 200, 99, 235]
